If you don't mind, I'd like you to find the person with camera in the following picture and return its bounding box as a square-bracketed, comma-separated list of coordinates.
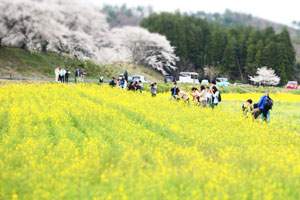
[258, 93, 273, 122]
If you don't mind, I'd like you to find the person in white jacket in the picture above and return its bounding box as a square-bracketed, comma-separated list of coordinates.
[55, 67, 60, 82]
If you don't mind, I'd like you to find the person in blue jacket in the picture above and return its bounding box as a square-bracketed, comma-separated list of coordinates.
[258, 93, 271, 122]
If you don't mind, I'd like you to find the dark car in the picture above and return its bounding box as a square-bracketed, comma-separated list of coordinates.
[164, 75, 174, 83]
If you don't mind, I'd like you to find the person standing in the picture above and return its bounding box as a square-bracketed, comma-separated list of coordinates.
[150, 82, 157, 97]
[81, 69, 86, 83]
[55, 67, 60, 82]
[60, 68, 66, 83]
[58, 68, 63, 82]
[206, 87, 212, 105]
[171, 82, 179, 99]
[75, 68, 80, 83]
[65, 67, 70, 83]
[199, 86, 207, 107]
[211, 86, 220, 109]
[258, 93, 272, 122]
[123, 79, 127, 90]
[124, 70, 128, 82]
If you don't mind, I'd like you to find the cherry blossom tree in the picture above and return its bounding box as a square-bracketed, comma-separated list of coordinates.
[249, 67, 280, 86]
[0, 0, 179, 74]
[110, 26, 179, 75]
[0, 0, 109, 61]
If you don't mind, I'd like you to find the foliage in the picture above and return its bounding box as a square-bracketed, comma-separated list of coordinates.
[141, 13, 296, 84]
[249, 67, 280, 86]
[0, 84, 300, 199]
[102, 4, 153, 27]
[204, 66, 220, 82]
[0, 0, 177, 75]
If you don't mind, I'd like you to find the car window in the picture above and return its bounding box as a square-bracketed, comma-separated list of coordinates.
[180, 73, 192, 77]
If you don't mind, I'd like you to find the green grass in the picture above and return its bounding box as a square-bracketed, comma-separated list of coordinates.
[0, 46, 164, 81]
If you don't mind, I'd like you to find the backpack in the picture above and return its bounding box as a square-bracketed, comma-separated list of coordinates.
[218, 92, 222, 102]
[264, 97, 273, 110]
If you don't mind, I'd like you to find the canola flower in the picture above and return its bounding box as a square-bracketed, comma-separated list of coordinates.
[222, 93, 300, 103]
[0, 83, 300, 200]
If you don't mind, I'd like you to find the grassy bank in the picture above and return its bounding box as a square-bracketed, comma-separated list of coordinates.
[0, 46, 164, 82]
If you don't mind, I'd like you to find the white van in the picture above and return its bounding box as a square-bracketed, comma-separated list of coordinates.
[177, 72, 200, 84]
[131, 75, 147, 83]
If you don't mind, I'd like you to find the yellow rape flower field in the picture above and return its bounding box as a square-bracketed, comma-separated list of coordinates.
[0, 83, 300, 200]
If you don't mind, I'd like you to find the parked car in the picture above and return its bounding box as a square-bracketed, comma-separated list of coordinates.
[164, 75, 174, 83]
[285, 81, 298, 89]
[201, 79, 209, 85]
[234, 82, 243, 86]
[177, 72, 200, 84]
[131, 75, 147, 83]
[216, 78, 229, 87]
[118, 74, 132, 82]
[118, 74, 124, 80]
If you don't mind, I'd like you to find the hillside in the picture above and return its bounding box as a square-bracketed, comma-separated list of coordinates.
[0, 47, 164, 82]
[195, 10, 300, 60]
[102, 5, 300, 60]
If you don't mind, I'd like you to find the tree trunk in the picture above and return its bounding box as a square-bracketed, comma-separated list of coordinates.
[0, 38, 2, 48]
[235, 56, 244, 82]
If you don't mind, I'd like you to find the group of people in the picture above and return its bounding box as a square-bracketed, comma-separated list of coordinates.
[54, 67, 86, 83]
[170, 81, 221, 109]
[242, 93, 273, 122]
[74, 68, 86, 83]
[54, 67, 71, 83]
[109, 76, 148, 94]
[89, 70, 274, 122]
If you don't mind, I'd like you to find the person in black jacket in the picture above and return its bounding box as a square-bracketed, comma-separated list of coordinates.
[171, 82, 180, 99]
[65, 67, 70, 83]
[74, 68, 80, 83]
[109, 77, 117, 87]
[124, 70, 128, 82]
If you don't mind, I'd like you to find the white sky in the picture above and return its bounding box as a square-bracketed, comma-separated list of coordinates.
[85, 0, 300, 26]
